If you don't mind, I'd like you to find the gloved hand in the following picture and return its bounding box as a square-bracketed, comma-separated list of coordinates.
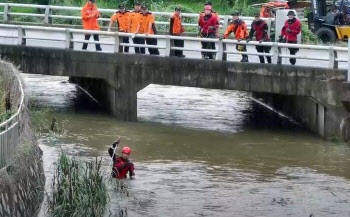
[237, 39, 242, 42]
[219, 36, 224, 41]
[286, 28, 292, 33]
[246, 38, 251, 43]
[278, 36, 284, 42]
[259, 39, 263, 43]
[112, 137, 121, 148]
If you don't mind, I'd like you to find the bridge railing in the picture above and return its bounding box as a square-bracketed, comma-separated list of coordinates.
[0, 64, 25, 169]
[0, 3, 273, 34]
[0, 24, 348, 74]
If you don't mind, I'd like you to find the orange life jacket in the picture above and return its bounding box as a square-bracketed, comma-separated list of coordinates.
[170, 13, 185, 35]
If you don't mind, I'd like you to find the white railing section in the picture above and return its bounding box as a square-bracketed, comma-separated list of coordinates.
[0, 3, 274, 33]
[0, 67, 25, 169]
[0, 24, 348, 72]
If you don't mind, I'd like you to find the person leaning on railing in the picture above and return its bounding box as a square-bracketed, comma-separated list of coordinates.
[279, 11, 301, 65]
[198, 5, 219, 60]
[169, 6, 185, 58]
[81, 0, 102, 51]
[108, 4, 130, 53]
[129, 1, 144, 54]
[246, 13, 271, 64]
[221, 12, 249, 62]
[140, 5, 160, 55]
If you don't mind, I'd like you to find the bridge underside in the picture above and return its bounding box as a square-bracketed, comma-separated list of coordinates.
[0, 45, 350, 141]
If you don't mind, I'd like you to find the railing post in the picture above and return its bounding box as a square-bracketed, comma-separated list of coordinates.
[3, 4, 11, 22]
[223, 15, 230, 31]
[328, 46, 338, 69]
[44, 5, 52, 25]
[348, 40, 350, 82]
[17, 26, 26, 45]
[65, 29, 73, 50]
[272, 42, 280, 64]
[114, 32, 120, 53]
[165, 35, 171, 57]
[217, 40, 223, 61]
[266, 18, 272, 37]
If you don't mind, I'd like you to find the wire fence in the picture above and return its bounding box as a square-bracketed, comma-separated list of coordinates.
[0, 60, 25, 169]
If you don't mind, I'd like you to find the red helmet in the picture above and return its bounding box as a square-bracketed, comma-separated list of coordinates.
[204, 5, 212, 11]
[122, 147, 131, 154]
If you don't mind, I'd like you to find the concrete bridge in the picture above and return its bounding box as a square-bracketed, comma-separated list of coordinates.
[0, 23, 350, 142]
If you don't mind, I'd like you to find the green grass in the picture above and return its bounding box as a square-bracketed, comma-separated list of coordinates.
[47, 153, 109, 217]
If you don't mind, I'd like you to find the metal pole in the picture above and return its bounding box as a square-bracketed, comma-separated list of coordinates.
[348, 39, 350, 82]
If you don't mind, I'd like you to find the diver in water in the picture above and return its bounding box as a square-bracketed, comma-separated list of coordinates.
[108, 138, 135, 179]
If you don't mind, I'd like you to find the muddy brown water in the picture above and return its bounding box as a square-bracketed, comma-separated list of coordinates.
[24, 74, 350, 217]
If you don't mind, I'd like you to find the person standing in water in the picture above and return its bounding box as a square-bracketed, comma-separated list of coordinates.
[108, 138, 135, 179]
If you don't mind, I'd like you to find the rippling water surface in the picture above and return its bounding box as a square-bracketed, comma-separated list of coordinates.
[25, 74, 350, 217]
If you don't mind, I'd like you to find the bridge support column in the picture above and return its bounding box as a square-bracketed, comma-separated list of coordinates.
[106, 83, 137, 122]
[69, 77, 137, 122]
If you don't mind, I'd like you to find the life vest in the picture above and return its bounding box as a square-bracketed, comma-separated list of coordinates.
[199, 13, 219, 35]
[253, 20, 269, 41]
[110, 11, 131, 32]
[281, 18, 301, 42]
[81, 3, 100, 30]
[170, 13, 185, 35]
[112, 157, 135, 179]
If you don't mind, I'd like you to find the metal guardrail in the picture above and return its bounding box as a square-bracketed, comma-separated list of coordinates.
[0, 63, 24, 169]
[0, 24, 347, 72]
[0, 3, 274, 33]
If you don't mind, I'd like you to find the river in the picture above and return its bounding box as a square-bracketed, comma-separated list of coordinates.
[24, 74, 350, 217]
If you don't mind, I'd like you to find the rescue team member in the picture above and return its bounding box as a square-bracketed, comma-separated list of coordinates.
[81, 0, 102, 51]
[220, 12, 249, 62]
[108, 139, 135, 180]
[246, 13, 271, 64]
[169, 6, 185, 57]
[198, 5, 219, 60]
[129, 1, 144, 54]
[108, 4, 130, 53]
[140, 5, 160, 55]
[279, 11, 301, 65]
[199, 1, 220, 26]
[222, 12, 249, 62]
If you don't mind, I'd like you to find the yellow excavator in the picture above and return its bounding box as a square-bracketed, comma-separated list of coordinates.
[308, 0, 350, 42]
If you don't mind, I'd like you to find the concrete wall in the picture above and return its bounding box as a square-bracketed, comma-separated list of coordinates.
[0, 45, 350, 141]
[0, 61, 45, 217]
[253, 92, 350, 141]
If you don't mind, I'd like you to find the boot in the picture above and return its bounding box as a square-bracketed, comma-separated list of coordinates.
[290, 58, 296, 65]
[240, 55, 249, 62]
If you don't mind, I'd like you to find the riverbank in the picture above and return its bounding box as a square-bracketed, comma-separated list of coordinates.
[0, 60, 45, 217]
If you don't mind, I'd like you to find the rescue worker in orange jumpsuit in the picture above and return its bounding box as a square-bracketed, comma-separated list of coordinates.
[81, 0, 102, 51]
[108, 4, 130, 53]
[169, 6, 185, 57]
[198, 5, 219, 59]
[140, 5, 159, 55]
[222, 12, 249, 62]
[108, 139, 135, 180]
[246, 13, 271, 63]
[129, 1, 144, 54]
[280, 11, 301, 65]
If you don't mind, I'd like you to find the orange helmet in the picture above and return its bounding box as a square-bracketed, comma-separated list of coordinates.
[122, 147, 131, 154]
